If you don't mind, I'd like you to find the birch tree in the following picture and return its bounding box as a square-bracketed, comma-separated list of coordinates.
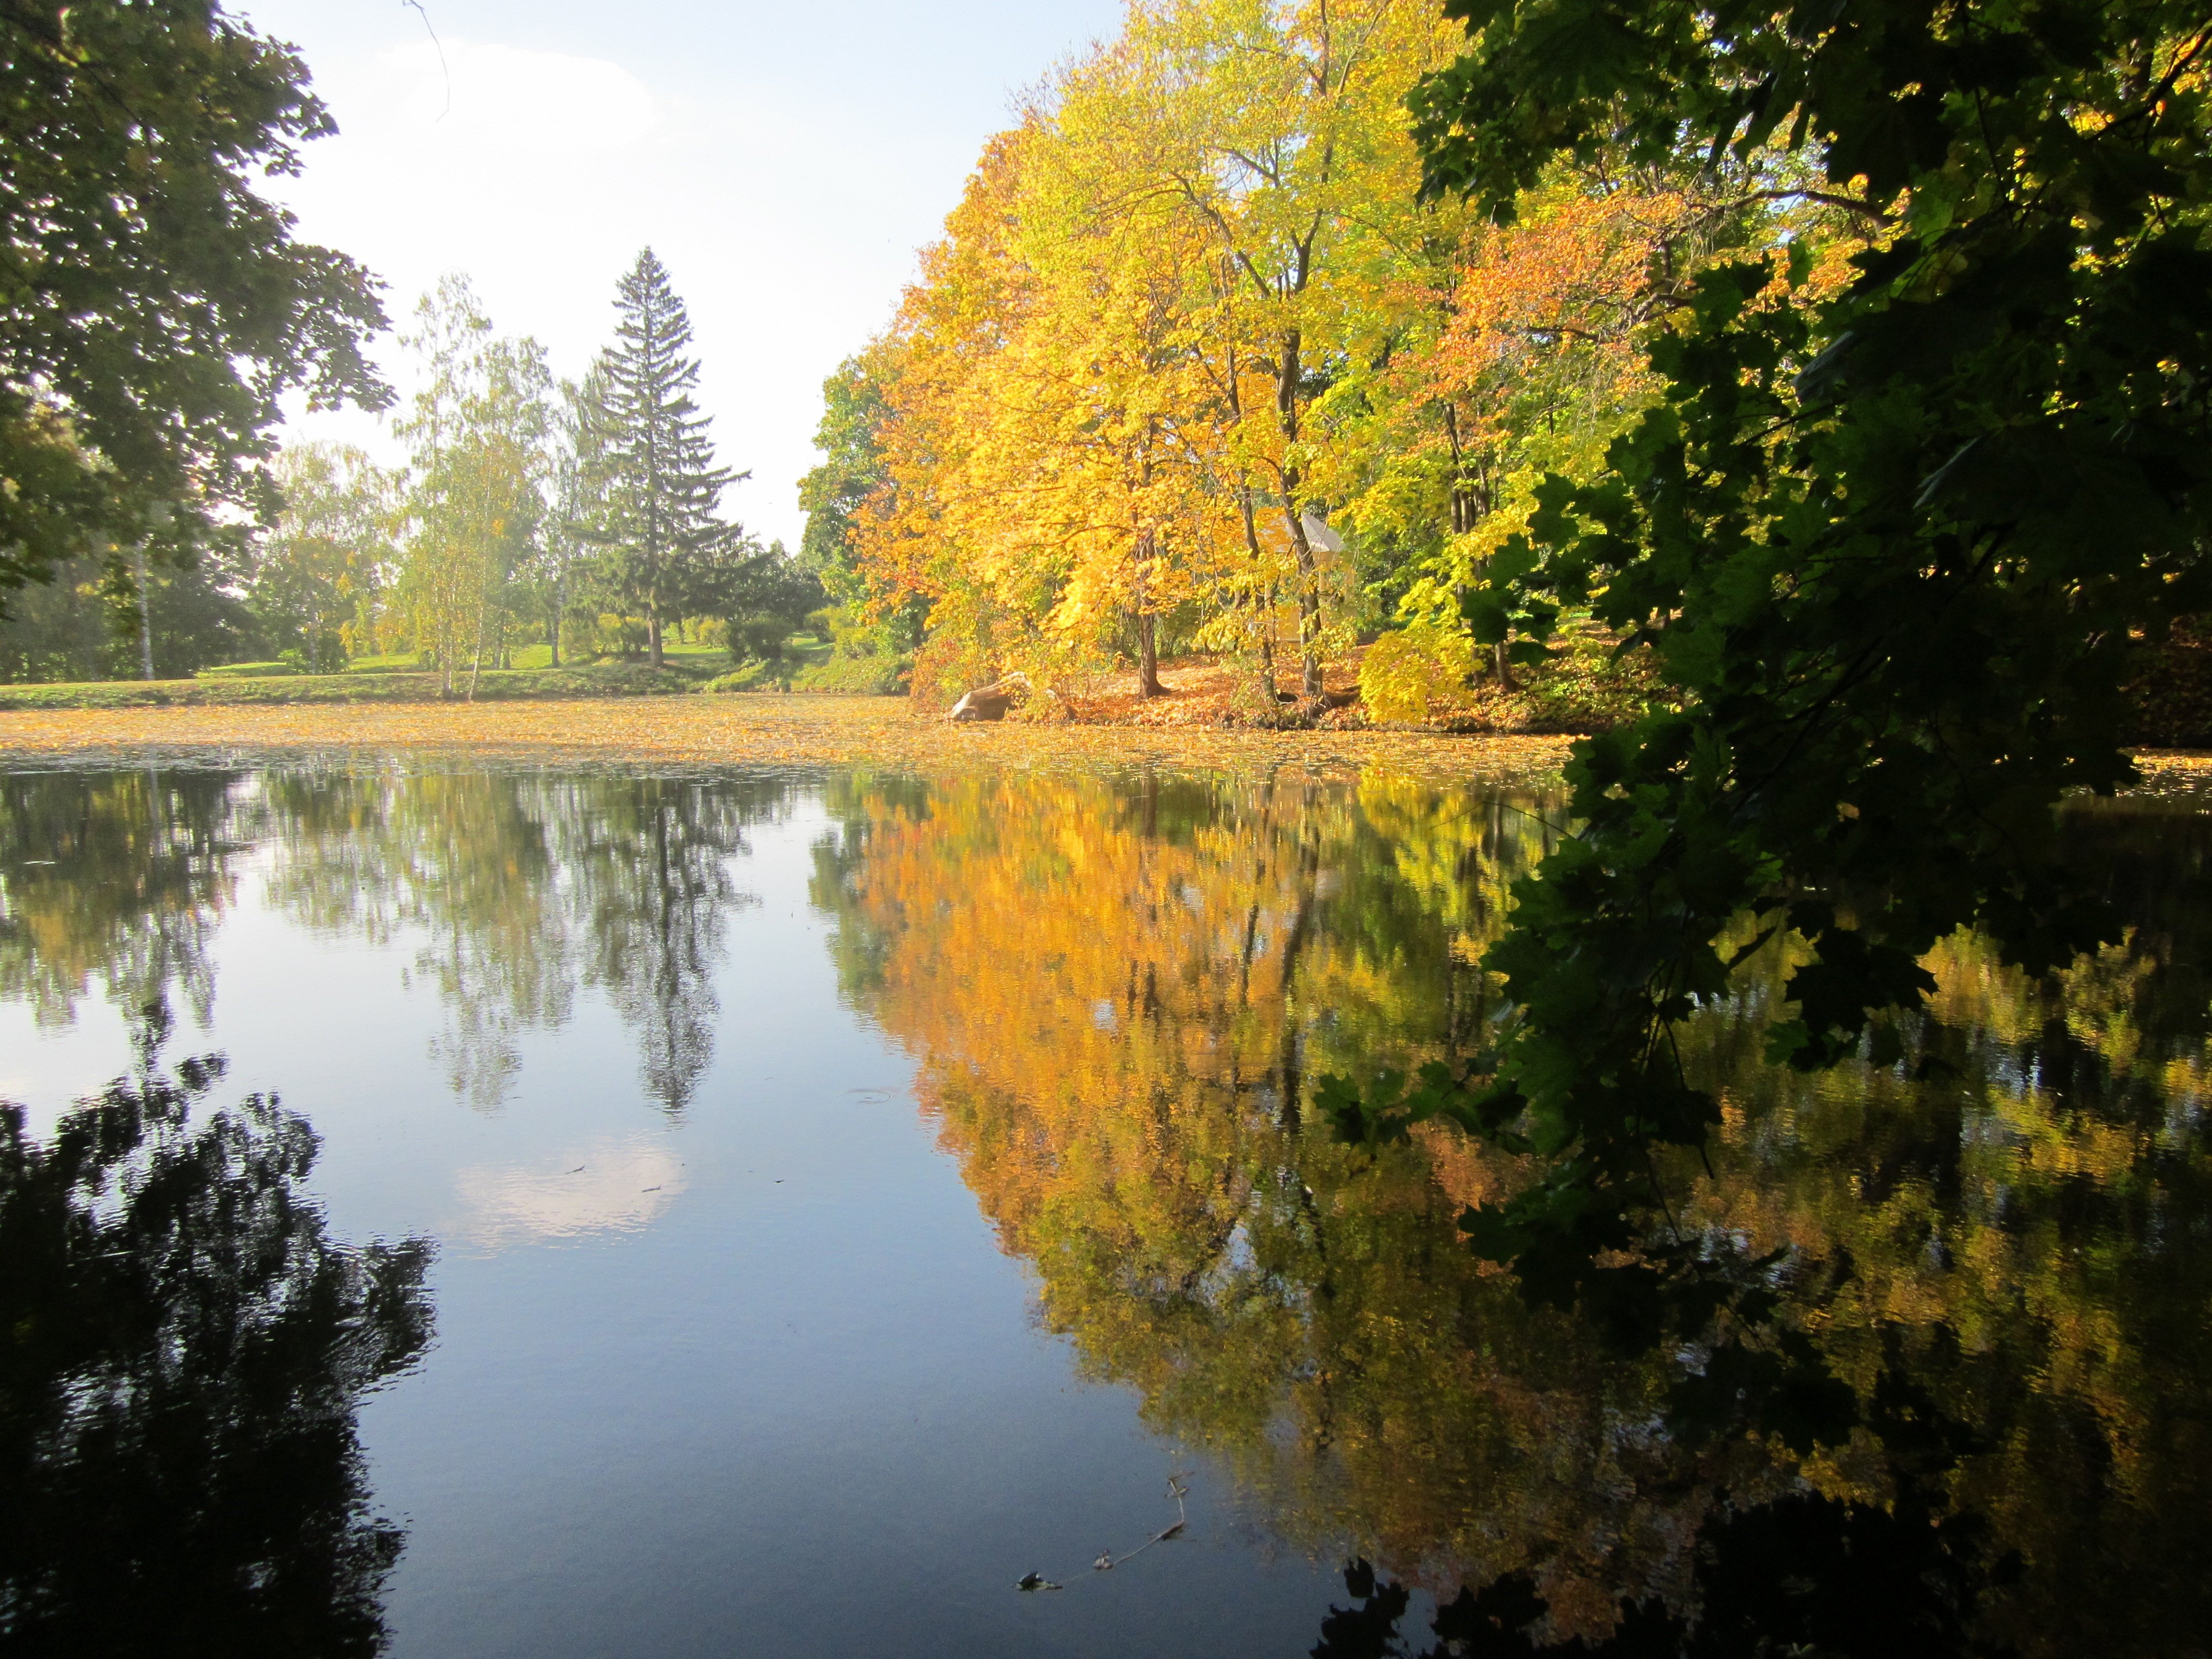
[393, 277, 551, 695]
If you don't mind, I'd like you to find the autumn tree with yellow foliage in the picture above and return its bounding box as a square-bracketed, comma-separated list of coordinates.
[813, 0, 1856, 716]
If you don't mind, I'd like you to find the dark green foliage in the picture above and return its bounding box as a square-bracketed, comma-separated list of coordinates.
[687, 539, 824, 670]
[0, 1058, 432, 1653]
[0, 559, 109, 682]
[0, 549, 260, 682]
[0, 1, 388, 606]
[1316, 1477, 2004, 1657]
[797, 350, 924, 656]
[1340, 0, 2212, 1326]
[586, 249, 740, 668]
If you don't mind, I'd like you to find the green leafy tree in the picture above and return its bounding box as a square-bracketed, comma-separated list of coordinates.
[393, 277, 551, 695]
[0, 560, 106, 682]
[587, 249, 740, 668]
[252, 443, 393, 670]
[0, 535, 257, 682]
[797, 347, 924, 662]
[109, 531, 259, 679]
[514, 368, 610, 668]
[689, 539, 823, 671]
[1340, 1, 2212, 1320]
[797, 352, 890, 604]
[0, 0, 388, 606]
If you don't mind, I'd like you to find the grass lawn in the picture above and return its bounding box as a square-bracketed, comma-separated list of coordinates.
[0, 661, 704, 711]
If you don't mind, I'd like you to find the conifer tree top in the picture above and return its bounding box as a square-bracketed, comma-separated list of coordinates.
[593, 248, 734, 528]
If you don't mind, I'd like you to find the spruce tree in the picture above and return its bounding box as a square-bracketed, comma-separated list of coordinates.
[589, 250, 740, 666]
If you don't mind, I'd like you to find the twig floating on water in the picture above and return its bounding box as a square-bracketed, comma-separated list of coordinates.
[1016, 1471, 1192, 1590]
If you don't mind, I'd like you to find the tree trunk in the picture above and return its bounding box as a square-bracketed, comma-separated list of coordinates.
[1282, 501, 1323, 698]
[1134, 533, 1164, 697]
[134, 547, 154, 681]
[1442, 403, 1514, 690]
[648, 609, 664, 669]
[1223, 338, 1279, 706]
[1233, 481, 1279, 703]
[1275, 327, 1323, 698]
[466, 600, 486, 702]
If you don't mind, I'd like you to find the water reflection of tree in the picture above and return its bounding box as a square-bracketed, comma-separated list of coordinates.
[0, 769, 242, 1034]
[568, 778, 770, 1114]
[262, 768, 578, 1107]
[0, 1057, 434, 1653]
[1661, 802, 2212, 1658]
[3, 764, 796, 1113]
[263, 770, 781, 1112]
[816, 773, 2212, 1657]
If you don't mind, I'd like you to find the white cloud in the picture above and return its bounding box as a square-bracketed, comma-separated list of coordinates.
[365, 39, 661, 158]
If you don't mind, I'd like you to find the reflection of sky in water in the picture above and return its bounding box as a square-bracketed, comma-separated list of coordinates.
[0, 766, 1345, 1659]
[451, 1134, 688, 1248]
[4, 764, 2211, 1657]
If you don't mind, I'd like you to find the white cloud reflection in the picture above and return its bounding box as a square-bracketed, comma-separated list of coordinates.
[454, 1134, 687, 1249]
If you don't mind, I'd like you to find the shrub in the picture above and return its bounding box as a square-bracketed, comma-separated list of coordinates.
[1358, 624, 1477, 723]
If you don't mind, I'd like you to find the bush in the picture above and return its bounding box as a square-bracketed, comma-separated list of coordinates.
[1358, 624, 1476, 723]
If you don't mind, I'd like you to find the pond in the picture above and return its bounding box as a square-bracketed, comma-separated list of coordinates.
[2, 758, 2207, 1657]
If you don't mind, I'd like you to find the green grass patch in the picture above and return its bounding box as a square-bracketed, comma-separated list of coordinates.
[792, 654, 910, 695]
[196, 661, 304, 679]
[0, 661, 703, 710]
[702, 660, 783, 693]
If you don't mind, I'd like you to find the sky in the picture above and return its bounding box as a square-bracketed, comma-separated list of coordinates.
[249, 0, 1128, 551]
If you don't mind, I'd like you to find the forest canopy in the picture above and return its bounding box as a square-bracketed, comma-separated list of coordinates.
[0, 246, 816, 688]
[801, 0, 1875, 711]
[0, 9, 809, 690]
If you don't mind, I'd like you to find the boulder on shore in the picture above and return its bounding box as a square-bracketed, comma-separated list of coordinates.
[948, 684, 1014, 722]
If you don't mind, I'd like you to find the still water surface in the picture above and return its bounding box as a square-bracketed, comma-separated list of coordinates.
[1, 759, 2207, 1656]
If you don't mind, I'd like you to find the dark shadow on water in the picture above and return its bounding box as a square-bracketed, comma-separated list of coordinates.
[1281, 800, 2212, 1658]
[0, 1039, 434, 1656]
